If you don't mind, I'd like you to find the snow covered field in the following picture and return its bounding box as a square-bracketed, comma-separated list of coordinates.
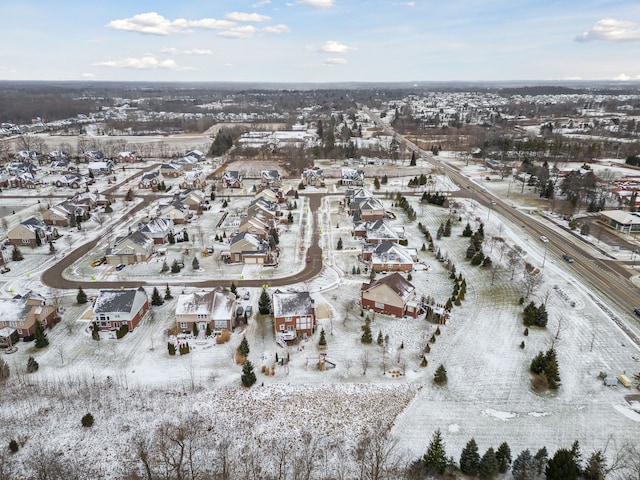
[1, 153, 640, 477]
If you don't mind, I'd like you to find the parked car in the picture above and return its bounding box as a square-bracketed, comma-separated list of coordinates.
[115, 263, 126, 271]
[0, 266, 10, 274]
[540, 236, 549, 243]
[562, 254, 574, 263]
[245, 306, 253, 317]
[243, 291, 250, 300]
[634, 308, 640, 317]
[236, 306, 244, 318]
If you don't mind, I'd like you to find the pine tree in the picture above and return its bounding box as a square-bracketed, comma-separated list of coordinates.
[462, 222, 473, 237]
[26, 356, 39, 373]
[443, 218, 452, 237]
[534, 447, 548, 475]
[151, 287, 164, 306]
[34, 321, 49, 349]
[237, 336, 250, 357]
[545, 448, 580, 480]
[361, 322, 373, 344]
[12, 246, 23, 261]
[422, 429, 449, 475]
[479, 447, 499, 479]
[434, 364, 448, 385]
[512, 450, 536, 480]
[168, 342, 176, 355]
[230, 282, 238, 297]
[460, 438, 481, 476]
[376, 330, 384, 346]
[496, 442, 512, 473]
[318, 328, 327, 347]
[192, 256, 199, 270]
[77, 286, 87, 304]
[81, 412, 95, 428]
[164, 284, 173, 300]
[241, 360, 257, 387]
[258, 288, 271, 314]
[171, 260, 181, 273]
[535, 303, 548, 327]
[160, 259, 169, 272]
[583, 450, 606, 480]
[336, 237, 343, 250]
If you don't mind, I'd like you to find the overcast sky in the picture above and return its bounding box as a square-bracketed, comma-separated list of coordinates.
[2, 0, 640, 83]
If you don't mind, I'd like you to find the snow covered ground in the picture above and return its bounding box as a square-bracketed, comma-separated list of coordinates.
[1, 153, 640, 476]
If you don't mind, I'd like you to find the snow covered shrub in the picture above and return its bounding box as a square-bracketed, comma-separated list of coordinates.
[81, 413, 94, 428]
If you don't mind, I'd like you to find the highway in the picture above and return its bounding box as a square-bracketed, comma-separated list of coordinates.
[361, 104, 640, 346]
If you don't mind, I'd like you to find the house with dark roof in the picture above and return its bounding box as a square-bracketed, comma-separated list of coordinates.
[175, 287, 237, 335]
[8, 217, 58, 247]
[301, 167, 324, 187]
[228, 232, 272, 264]
[0, 291, 58, 339]
[54, 173, 89, 189]
[363, 241, 416, 273]
[261, 169, 282, 189]
[42, 201, 89, 227]
[353, 219, 402, 244]
[160, 163, 182, 178]
[137, 218, 174, 244]
[272, 290, 316, 340]
[361, 273, 419, 318]
[93, 287, 149, 332]
[221, 170, 243, 189]
[138, 171, 162, 190]
[340, 168, 365, 186]
[106, 230, 154, 265]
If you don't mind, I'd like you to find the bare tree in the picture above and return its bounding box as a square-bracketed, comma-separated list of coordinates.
[354, 426, 402, 480]
[506, 245, 523, 280]
[360, 351, 370, 376]
[521, 270, 544, 298]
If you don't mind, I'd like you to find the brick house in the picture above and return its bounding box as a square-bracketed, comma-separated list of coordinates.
[353, 219, 401, 244]
[361, 273, 420, 318]
[272, 290, 316, 340]
[175, 287, 236, 335]
[8, 217, 59, 247]
[93, 287, 149, 332]
[221, 170, 243, 189]
[0, 291, 58, 339]
[363, 241, 416, 273]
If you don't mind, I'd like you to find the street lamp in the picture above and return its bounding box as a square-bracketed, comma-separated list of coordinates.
[542, 242, 549, 268]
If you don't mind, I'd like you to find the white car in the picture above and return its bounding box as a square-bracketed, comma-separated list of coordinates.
[540, 236, 549, 243]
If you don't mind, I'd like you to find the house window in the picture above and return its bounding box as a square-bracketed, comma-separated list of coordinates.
[374, 302, 384, 309]
[9, 321, 16, 327]
[285, 316, 292, 323]
[101, 322, 108, 327]
[279, 324, 284, 331]
[22, 239, 30, 245]
[113, 323, 120, 329]
[180, 322, 188, 329]
[287, 325, 294, 332]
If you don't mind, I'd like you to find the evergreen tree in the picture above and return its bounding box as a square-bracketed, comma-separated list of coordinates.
[171, 260, 181, 273]
[92, 322, 100, 341]
[583, 450, 606, 480]
[77, 286, 87, 304]
[287, 211, 294, 223]
[26, 356, 39, 373]
[496, 441, 512, 474]
[434, 364, 448, 385]
[460, 438, 481, 476]
[523, 301, 537, 326]
[34, 321, 49, 348]
[410, 151, 417, 166]
[192, 256, 199, 270]
[534, 446, 548, 475]
[422, 429, 449, 475]
[318, 328, 327, 347]
[374, 177, 381, 190]
[164, 284, 173, 300]
[12, 246, 23, 261]
[125, 188, 134, 201]
[377, 330, 384, 346]
[230, 282, 238, 297]
[160, 259, 169, 272]
[512, 450, 537, 480]
[237, 336, 250, 357]
[167, 342, 176, 355]
[462, 222, 473, 237]
[443, 218, 452, 237]
[0, 357, 10, 381]
[479, 447, 499, 479]
[81, 413, 95, 428]
[337, 237, 343, 250]
[151, 287, 164, 306]
[545, 448, 580, 480]
[535, 303, 548, 327]
[436, 224, 444, 240]
[258, 288, 271, 314]
[241, 360, 257, 387]
[361, 322, 373, 344]
[192, 322, 199, 337]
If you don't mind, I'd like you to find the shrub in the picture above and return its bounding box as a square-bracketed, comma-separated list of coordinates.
[167, 342, 176, 355]
[8, 439, 19, 453]
[26, 356, 39, 373]
[115, 324, 129, 339]
[81, 412, 95, 428]
[216, 329, 231, 344]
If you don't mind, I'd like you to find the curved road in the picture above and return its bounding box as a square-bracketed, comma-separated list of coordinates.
[41, 193, 324, 289]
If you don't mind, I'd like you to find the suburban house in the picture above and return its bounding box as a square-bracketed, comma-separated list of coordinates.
[228, 232, 272, 264]
[87, 160, 115, 175]
[361, 273, 420, 318]
[42, 201, 89, 227]
[247, 198, 281, 221]
[0, 291, 58, 339]
[174, 189, 205, 211]
[363, 241, 416, 272]
[272, 290, 316, 340]
[93, 287, 149, 332]
[54, 174, 90, 189]
[261, 169, 282, 189]
[106, 230, 154, 265]
[157, 200, 191, 225]
[354, 196, 385, 221]
[137, 218, 174, 244]
[71, 191, 110, 208]
[254, 187, 280, 204]
[185, 150, 205, 161]
[301, 167, 325, 187]
[221, 170, 243, 189]
[138, 171, 162, 190]
[180, 171, 205, 190]
[353, 219, 402, 244]
[237, 214, 274, 240]
[9, 172, 39, 189]
[340, 168, 365, 186]
[8, 217, 59, 247]
[160, 163, 182, 178]
[174, 156, 198, 171]
[83, 150, 104, 162]
[117, 151, 139, 162]
[175, 287, 236, 335]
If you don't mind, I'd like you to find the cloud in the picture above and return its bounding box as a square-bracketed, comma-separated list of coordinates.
[93, 55, 188, 70]
[251, 0, 271, 6]
[613, 73, 640, 81]
[575, 18, 640, 43]
[225, 12, 271, 23]
[323, 57, 347, 66]
[299, 0, 334, 7]
[262, 24, 290, 34]
[393, 1, 415, 6]
[161, 47, 213, 55]
[82, 73, 96, 78]
[107, 12, 234, 35]
[322, 41, 357, 54]
[218, 26, 256, 38]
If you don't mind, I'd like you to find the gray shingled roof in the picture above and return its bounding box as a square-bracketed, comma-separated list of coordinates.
[94, 287, 146, 314]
